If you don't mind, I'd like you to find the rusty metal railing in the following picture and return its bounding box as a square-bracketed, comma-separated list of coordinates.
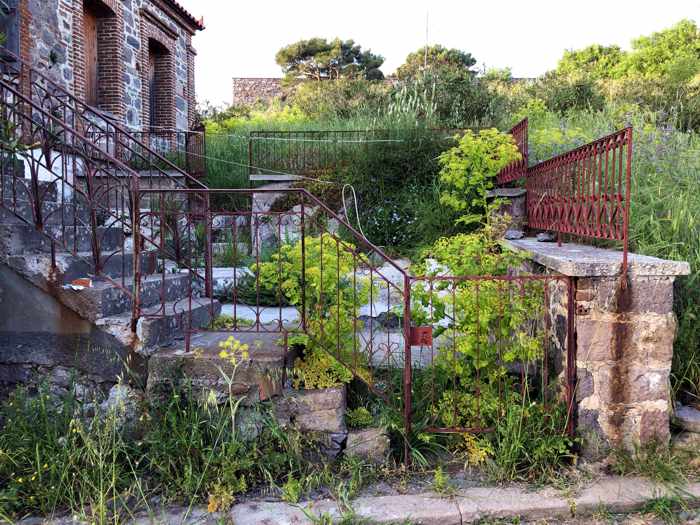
[526, 127, 633, 272]
[0, 47, 205, 192]
[0, 61, 136, 296]
[131, 187, 577, 463]
[119, 126, 207, 180]
[496, 118, 528, 185]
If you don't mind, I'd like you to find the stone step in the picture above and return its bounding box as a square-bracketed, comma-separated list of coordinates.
[0, 199, 92, 226]
[101, 297, 222, 354]
[71, 271, 197, 319]
[4, 249, 157, 284]
[0, 223, 125, 255]
[147, 331, 287, 404]
[1, 177, 59, 203]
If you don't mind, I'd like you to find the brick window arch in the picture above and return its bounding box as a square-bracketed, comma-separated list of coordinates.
[140, 12, 176, 132]
[76, 0, 125, 117]
[147, 38, 172, 131]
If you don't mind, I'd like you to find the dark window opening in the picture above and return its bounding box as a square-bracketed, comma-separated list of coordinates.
[147, 39, 170, 131]
[82, 0, 114, 108]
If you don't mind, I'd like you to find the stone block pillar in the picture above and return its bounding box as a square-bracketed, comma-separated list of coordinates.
[506, 238, 690, 459]
[486, 188, 527, 236]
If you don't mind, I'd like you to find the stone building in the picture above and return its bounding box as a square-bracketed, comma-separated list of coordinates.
[1, 0, 204, 131]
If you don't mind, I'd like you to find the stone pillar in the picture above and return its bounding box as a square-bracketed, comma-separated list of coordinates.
[506, 239, 690, 459]
[486, 188, 527, 238]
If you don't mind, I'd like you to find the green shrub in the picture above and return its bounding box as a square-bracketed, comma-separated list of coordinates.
[346, 407, 374, 429]
[437, 128, 521, 226]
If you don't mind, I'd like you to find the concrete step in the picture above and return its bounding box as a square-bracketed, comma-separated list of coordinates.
[1, 177, 59, 203]
[71, 272, 197, 319]
[147, 331, 287, 404]
[100, 297, 222, 354]
[4, 249, 157, 285]
[0, 223, 125, 255]
[0, 199, 93, 226]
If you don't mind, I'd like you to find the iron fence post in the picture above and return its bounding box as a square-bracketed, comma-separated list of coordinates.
[131, 187, 142, 333]
[622, 127, 632, 279]
[300, 195, 306, 331]
[403, 273, 413, 465]
[204, 191, 213, 298]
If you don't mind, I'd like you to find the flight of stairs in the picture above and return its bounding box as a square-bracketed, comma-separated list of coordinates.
[0, 161, 222, 394]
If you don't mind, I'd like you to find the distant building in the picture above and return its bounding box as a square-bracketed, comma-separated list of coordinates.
[232, 77, 286, 107]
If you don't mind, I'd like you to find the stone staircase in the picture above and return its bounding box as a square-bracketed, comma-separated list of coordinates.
[0, 161, 221, 396]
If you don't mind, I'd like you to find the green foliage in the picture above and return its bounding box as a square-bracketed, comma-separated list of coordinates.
[488, 401, 575, 482]
[530, 72, 605, 113]
[0, 388, 138, 519]
[275, 38, 384, 80]
[346, 407, 374, 429]
[281, 475, 302, 503]
[0, 383, 388, 520]
[430, 465, 451, 494]
[249, 233, 370, 388]
[396, 45, 477, 81]
[292, 348, 354, 390]
[438, 128, 521, 224]
[618, 20, 699, 80]
[288, 78, 391, 120]
[556, 44, 624, 79]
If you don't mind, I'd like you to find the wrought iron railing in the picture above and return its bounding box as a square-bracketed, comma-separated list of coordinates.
[496, 118, 529, 185]
[248, 128, 471, 178]
[526, 127, 632, 272]
[0, 64, 134, 294]
[0, 47, 205, 191]
[118, 126, 207, 179]
[132, 187, 577, 462]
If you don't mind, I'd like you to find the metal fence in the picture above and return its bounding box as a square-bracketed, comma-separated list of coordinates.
[248, 128, 470, 178]
[132, 187, 577, 462]
[526, 127, 632, 272]
[496, 118, 529, 185]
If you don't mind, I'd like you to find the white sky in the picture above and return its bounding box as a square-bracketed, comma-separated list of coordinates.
[177, 0, 699, 106]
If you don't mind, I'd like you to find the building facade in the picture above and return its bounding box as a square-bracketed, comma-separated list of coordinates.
[1, 0, 203, 131]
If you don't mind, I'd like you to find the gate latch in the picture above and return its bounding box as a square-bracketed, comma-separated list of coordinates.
[410, 326, 433, 346]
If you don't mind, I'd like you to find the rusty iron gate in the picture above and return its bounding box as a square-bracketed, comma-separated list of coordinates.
[130, 187, 578, 463]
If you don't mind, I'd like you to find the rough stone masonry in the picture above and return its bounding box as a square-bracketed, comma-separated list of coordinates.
[507, 238, 690, 459]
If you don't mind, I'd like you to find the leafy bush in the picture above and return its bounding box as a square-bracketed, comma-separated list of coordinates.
[249, 233, 371, 388]
[346, 407, 374, 429]
[437, 128, 521, 226]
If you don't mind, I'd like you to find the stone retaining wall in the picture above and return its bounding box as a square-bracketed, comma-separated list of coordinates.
[507, 238, 690, 459]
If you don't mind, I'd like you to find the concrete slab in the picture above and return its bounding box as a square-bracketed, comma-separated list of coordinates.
[505, 238, 691, 277]
[229, 477, 700, 525]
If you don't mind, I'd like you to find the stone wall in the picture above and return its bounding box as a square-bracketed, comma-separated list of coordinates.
[19, 0, 201, 131]
[507, 238, 691, 459]
[232, 77, 285, 106]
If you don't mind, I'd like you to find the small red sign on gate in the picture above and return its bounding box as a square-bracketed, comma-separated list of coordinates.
[410, 326, 433, 346]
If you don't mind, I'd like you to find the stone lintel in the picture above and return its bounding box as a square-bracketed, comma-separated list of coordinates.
[505, 238, 690, 277]
[486, 187, 527, 198]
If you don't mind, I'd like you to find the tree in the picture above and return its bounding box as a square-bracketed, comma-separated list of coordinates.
[556, 44, 624, 79]
[275, 38, 384, 81]
[396, 45, 477, 80]
[617, 19, 699, 80]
